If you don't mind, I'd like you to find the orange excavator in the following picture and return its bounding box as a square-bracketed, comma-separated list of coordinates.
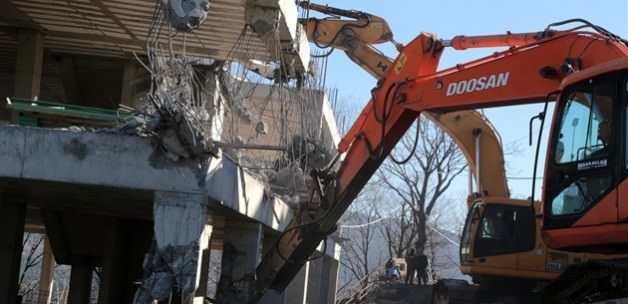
[296, 4, 628, 303]
[216, 3, 628, 304]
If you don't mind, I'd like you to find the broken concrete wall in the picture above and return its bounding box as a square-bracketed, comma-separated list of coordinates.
[219, 80, 340, 207]
[221, 83, 335, 165]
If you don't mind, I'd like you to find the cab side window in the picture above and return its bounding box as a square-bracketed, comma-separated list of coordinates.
[474, 205, 535, 257]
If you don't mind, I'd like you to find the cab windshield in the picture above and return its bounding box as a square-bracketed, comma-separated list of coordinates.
[553, 83, 613, 164]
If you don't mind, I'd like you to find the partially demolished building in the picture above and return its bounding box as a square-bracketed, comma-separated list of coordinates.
[0, 0, 341, 303]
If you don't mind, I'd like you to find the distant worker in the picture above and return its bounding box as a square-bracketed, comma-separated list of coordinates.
[405, 248, 417, 285]
[384, 259, 400, 281]
[416, 252, 429, 285]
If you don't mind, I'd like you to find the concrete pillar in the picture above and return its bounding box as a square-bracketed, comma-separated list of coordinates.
[258, 233, 284, 304]
[135, 191, 210, 304]
[68, 258, 93, 304]
[60, 56, 81, 104]
[305, 240, 341, 304]
[13, 28, 44, 120]
[37, 237, 55, 304]
[120, 60, 138, 107]
[224, 222, 263, 280]
[284, 261, 309, 304]
[0, 193, 26, 304]
[216, 222, 263, 302]
[195, 245, 211, 299]
[307, 257, 324, 304]
[98, 219, 125, 304]
[323, 256, 340, 304]
[14, 28, 43, 99]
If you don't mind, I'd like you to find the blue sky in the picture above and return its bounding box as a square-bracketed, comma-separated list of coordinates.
[313, 0, 628, 202]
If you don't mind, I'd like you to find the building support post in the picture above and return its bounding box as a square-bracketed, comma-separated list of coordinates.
[322, 255, 340, 304]
[37, 237, 56, 304]
[120, 60, 138, 107]
[284, 261, 310, 304]
[98, 219, 126, 304]
[13, 28, 44, 122]
[135, 191, 211, 304]
[0, 191, 26, 304]
[68, 258, 94, 304]
[216, 222, 263, 302]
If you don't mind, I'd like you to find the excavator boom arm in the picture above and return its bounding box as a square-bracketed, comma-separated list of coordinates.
[299, 4, 510, 199]
[338, 31, 628, 198]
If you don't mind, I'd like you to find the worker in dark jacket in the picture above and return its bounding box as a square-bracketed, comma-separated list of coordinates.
[405, 248, 417, 285]
[416, 253, 429, 285]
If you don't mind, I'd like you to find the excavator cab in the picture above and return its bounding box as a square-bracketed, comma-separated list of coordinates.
[543, 59, 628, 250]
[459, 198, 543, 284]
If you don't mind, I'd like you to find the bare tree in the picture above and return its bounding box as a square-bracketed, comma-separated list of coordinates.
[337, 184, 386, 291]
[379, 202, 418, 259]
[424, 208, 459, 282]
[378, 118, 466, 256]
[19, 233, 44, 298]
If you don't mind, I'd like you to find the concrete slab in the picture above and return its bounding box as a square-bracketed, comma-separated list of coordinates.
[0, 125, 293, 232]
[20, 127, 201, 192]
[0, 125, 25, 178]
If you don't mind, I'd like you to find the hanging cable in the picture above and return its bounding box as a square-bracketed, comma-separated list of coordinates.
[390, 119, 420, 165]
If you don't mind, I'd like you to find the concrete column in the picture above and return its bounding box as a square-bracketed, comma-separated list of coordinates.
[12, 28, 43, 123]
[224, 222, 263, 280]
[307, 257, 324, 304]
[260, 262, 310, 304]
[135, 191, 210, 304]
[305, 240, 341, 304]
[284, 261, 309, 304]
[60, 56, 81, 104]
[14, 28, 43, 99]
[323, 256, 340, 304]
[98, 219, 125, 304]
[195, 244, 211, 299]
[37, 237, 56, 304]
[216, 222, 263, 302]
[68, 258, 93, 304]
[120, 60, 138, 107]
[0, 193, 26, 304]
[259, 233, 284, 304]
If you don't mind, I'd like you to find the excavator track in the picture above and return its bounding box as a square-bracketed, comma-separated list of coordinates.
[431, 279, 544, 304]
[431, 280, 479, 304]
[542, 260, 628, 304]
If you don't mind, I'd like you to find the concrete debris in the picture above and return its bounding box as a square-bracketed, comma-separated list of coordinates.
[122, 57, 225, 163]
[271, 163, 308, 208]
[162, 0, 211, 32]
